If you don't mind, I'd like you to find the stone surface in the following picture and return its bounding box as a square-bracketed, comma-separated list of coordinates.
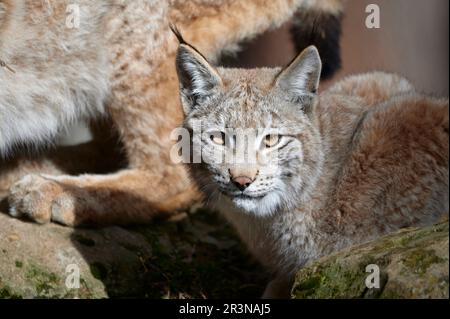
[1, 198, 448, 299]
[0, 207, 267, 299]
[291, 222, 449, 299]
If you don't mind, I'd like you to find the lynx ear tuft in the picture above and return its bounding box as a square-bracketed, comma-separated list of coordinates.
[276, 46, 322, 101]
[174, 36, 222, 115]
[170, 23, 187, 45]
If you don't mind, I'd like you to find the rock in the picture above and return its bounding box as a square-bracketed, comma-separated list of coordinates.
[0, 208, 267, 299]
[291, 222, 449, 299]
[2, 197, 447, 299]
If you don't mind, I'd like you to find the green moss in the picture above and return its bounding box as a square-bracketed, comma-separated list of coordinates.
[25, 264, 60, 297]
[402, 249, 445, 275]
[292, 222, 449, 299]
[0, 286, 22, 299]
[398, 223, 448, 247]
[0, 277, 21, 298]
[292, 260, 371, 298]
[293, 275, 322, 297]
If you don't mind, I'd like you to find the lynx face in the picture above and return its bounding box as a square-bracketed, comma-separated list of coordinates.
[176, 43, 324, 216]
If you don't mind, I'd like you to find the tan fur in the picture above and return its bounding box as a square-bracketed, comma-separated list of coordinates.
[174, 41, 448, 298]
[2, 0, 345, 225]
[226, 75, 448, 297]
[303, 87, 448, 296]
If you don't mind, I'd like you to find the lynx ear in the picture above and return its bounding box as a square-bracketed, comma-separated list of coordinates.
[276, 46, 322, 101]
[175, 44, 222, 114]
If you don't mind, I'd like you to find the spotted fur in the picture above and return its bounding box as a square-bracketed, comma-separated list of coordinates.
[176, 43, 449, 298]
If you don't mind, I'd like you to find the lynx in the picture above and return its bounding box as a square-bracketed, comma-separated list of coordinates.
[174, 37, 449, 297]
[1, 0, 345, 223]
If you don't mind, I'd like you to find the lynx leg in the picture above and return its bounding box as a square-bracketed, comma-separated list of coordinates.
[0, 157, 63, 199]
[8, 167, 200, 227]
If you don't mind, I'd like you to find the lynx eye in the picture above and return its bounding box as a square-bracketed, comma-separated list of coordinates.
[264, 134, 280, 148]
[210, 132, 226, 145]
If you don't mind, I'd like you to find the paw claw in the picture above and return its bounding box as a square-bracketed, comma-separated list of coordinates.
[7, 174, 62, 224]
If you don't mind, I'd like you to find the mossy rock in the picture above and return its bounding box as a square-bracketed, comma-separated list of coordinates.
[0, 207, 267, 299]
[2, 201, 447, 299]
[291, 222, 449, 299]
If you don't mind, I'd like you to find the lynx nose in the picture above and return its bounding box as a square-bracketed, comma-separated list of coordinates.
[229, 168, 258, 191]
[232, 176, 254, 191]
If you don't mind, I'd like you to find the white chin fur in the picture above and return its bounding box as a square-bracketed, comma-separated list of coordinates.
[232, 192, 281, 217]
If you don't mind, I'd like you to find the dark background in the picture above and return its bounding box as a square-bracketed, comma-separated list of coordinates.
[226, 0, 449, 96]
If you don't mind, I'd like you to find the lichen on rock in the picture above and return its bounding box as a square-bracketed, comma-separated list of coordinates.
[291, 222, 449, 299]
[1, 203, 448, 299]
[0, 207, 267, 299]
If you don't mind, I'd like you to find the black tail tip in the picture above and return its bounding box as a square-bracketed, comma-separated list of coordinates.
[291, 11, 343, 80]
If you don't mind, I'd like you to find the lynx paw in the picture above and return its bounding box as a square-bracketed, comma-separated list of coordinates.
[8, 174, 76, 226]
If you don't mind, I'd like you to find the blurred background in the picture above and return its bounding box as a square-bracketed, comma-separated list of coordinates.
[224, 0, 449, 96]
